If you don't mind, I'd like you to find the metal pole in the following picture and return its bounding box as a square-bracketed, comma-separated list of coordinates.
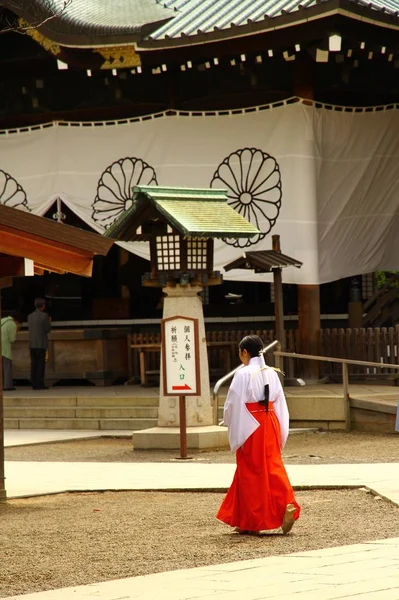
[179, 395, 187, 459]
[342, 362, 351, 432]
[213, 388, 218, 425]
[0, 290, 7, 502]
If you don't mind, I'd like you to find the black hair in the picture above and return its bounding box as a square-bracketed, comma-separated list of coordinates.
[8, 310, 22, 322]
[34, 298, 46, 309]
[239, 334, 269, 408]
[239, 334, 264, 358]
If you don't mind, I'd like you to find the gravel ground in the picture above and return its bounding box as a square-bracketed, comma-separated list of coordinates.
[5, 430, 399, 464]
[1, 488, 399, 598]
[3, 431, 399, 598]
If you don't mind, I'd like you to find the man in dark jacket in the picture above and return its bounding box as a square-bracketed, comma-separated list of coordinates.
[27, 298, 51, 390]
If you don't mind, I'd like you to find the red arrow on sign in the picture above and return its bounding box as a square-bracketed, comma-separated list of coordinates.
[172, 384, 192, 391]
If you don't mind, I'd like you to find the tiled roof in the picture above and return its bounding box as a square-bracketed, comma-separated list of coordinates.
[3, 0, 399, 48]
[0, 203, 113, 256]
[224, 250, 302, 273]
[149, 0, 399, 40]
[0, 0, 174, 46]
[105, 186, 260, 240]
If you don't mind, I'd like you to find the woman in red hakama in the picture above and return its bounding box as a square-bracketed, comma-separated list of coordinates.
[217, 335, 300, 534]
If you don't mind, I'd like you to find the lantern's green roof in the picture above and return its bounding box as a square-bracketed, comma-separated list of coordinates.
[104, 185, 259, 240]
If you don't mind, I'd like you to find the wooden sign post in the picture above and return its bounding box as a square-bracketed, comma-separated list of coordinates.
[161, 315, 200, 458]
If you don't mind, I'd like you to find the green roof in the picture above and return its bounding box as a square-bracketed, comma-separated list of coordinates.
[4, 0, 399, 49]
[147, 0, 399, 43]
[105, 185, 259, 240]
[0, 0, 174, 47]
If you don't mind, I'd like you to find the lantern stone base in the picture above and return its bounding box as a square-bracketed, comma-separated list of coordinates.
[158, 284, 213, 427]
[132, 425, 229, 450]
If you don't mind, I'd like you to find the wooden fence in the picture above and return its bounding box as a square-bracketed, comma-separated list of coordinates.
[130, 329, 281, 382]
[130, 326, 399, 382]
[318, 327, 399, 379]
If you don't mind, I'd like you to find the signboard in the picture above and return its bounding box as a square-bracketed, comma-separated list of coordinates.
[161, 316, 200, 397]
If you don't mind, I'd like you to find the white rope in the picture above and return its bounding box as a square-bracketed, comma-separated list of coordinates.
[1, 97, 399, 136]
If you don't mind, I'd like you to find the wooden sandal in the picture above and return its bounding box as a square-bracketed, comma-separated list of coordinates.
[282, 504, 296, 534]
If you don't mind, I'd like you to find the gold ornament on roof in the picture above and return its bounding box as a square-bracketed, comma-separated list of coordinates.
[19, 19, 61, 55]
[96, 46, 141, 70]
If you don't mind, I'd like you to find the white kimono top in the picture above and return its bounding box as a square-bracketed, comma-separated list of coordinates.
[223, 356, 290, 452]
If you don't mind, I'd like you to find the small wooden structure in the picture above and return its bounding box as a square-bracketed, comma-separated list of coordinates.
[106, 184, 259, 388]
[105, 185, 259, 287]
[106, 185, 259, 451]
[223, 235, 302, 350]
[0, 204, 113, 501]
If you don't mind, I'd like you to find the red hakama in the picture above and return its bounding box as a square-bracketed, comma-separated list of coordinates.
[217, 402, 300, 532]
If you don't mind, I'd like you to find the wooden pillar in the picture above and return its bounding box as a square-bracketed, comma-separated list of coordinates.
[293, 54, 314, 102]
[348, 278, 363, 328]
[272, 235, 285, 350]
[294, 56, 321, 379]
[348, 303, 363, 328]
[119, 248, 130, 318]
[0, 290, 6, 502]
[298, 285, 320, 379]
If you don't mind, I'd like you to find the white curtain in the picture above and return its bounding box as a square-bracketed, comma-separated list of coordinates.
[0, 101, 398, 285]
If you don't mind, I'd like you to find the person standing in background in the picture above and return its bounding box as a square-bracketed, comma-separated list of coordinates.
[28, 298, 51, 390]
[1, 311, 20, 391]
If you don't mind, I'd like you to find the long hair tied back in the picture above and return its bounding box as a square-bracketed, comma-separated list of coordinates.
[239, 335, 269, 407]
[258, 349, 270, 409]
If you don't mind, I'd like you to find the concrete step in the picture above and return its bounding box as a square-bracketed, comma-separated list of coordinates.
[4, 397, 77, 407]
[349, 396, 398, 433]
[3, 391, 225, 431]
[4, 417, 157, 431]
[76, 397, 159, 408]
[3, 396, 159, 408]
[5, 406, 158, 419]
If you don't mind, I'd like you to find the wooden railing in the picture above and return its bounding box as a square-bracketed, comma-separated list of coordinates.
[128, 326, 399, 382]
[128, 329, 281, 383]
[275, 350, 399, 431]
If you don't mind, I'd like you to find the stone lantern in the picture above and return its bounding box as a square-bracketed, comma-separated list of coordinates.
[105, 185, 259, 449]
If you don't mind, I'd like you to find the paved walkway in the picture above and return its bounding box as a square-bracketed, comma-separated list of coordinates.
[4, 429, 132, 447]
[3, 430, 399, 600]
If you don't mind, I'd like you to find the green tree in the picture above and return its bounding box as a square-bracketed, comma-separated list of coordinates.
[375, 271, 399, 289]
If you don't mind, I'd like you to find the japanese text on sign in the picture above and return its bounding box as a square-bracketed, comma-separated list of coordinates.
[162, 316, 200, 396]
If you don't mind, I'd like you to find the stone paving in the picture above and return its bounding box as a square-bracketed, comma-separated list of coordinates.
[3, 429, 399, 599]
[4, 429, 131, 447]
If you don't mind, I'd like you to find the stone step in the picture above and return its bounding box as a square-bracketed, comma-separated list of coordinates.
[77, 397, 159, 408]
[4, 417, 157, 431]
[4, 406, 158, 419]
[4, 397, 77, 407]
[3, 396, 159, 408]
[3, 392, 226, 431]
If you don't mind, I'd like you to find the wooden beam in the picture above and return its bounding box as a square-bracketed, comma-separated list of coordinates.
[34, 263, 66, 275]
[0, 229, 93, 277]
[0, 256, 26, 277]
